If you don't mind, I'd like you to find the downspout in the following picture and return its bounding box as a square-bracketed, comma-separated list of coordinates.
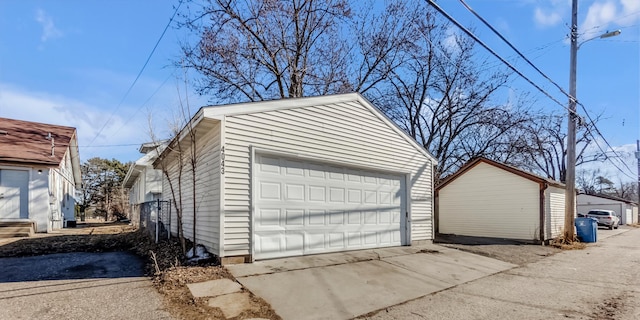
[539, 182, 549, 244]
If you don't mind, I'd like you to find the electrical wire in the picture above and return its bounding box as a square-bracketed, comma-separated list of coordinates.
[86, 0, 184, 148]
[425, 0, 579, 118]
[435, 0, 636, 179]
[458, 0, 579, 114]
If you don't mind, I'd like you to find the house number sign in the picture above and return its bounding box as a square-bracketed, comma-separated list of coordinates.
[220, 146, 225, 175]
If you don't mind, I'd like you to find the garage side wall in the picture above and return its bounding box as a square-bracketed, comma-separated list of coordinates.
[222, 101, 433, 257]
[577, 194, 625, 224]
[544, 186, 565, 240]
[162, 123, 222, 255]
[438, 162, 541, 240]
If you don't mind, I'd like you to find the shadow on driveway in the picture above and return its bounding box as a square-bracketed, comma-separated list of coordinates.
[0, 251, 145, 283]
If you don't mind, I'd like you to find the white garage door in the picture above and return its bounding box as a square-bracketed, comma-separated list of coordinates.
[254, 154, 406, 260]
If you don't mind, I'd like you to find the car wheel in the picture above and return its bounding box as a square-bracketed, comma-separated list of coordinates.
[609, 224, 614, 230]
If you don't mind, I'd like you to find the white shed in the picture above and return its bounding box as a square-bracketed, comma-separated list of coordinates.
[436, 158, 566, 242]
[154, 93, 437, 263]
[577, 194, 638, 225]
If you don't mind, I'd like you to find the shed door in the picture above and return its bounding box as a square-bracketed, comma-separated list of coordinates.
[0, 170, 29, 219]
[254, 154, 406, 260]
[625, 209, 632, 225]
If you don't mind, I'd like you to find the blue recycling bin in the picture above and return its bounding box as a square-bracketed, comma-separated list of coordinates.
[575, 217, 597, 243]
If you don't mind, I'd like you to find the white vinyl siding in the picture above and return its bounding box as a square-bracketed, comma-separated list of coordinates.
[545, 186, 565, 239]
[439, 162, 540, 240]
[162, 124, 222, 255]
[222, 101, 433, 257]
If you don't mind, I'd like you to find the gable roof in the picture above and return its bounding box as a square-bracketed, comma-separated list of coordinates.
[194, 93, 437, 163]
[437, 157, 565, 190]
[124, 142, 167, 188]
[0, 117, 82, 187]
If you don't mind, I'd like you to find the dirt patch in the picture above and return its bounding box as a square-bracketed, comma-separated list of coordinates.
[592, 293, 629, 320]
[435, 234, 561, 266]
[0, 222, 280, 320]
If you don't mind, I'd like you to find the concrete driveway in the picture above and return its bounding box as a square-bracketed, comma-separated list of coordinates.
[0, 252, 173, 320]
[227, 244, 515, 320]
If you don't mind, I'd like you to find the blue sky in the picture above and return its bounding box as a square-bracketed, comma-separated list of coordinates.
[0, 0, 638, 181]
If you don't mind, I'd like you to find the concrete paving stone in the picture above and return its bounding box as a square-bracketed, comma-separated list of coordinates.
[208, 292, 254, 318]
[187, 278, 242, 298]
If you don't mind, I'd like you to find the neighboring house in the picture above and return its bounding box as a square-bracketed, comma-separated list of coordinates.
[577, 193, 638, 225]
[436, 157, 566, 243]
[123, 141, 166, 227]
[154, 93, 437, 263]
[0, 117, 81, 233]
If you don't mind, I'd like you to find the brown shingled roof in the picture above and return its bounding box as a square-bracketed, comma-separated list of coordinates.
[0, 117, 77, 166]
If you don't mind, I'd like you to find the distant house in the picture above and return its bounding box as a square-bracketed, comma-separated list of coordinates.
[0, 117, 81, 234]
[123, 141, 166, 227]
[154, 93, 437, 263]
[436, 157, 566, 243]
[577, 193, 638, 225]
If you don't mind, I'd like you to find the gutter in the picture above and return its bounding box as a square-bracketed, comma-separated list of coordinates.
[539, 182, 549, 243]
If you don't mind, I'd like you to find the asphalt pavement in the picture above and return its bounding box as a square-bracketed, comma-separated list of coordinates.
[365, 227, 640, 320]
[0, 251, 173, 320]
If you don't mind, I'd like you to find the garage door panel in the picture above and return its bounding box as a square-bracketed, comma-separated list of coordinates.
[328, 210, 344, 225]
[258, 208, 281, 227]
[259, 182, 281, 200]
[254, 154, 405, 260]
[285, 183, 305, 201]
[284, 209, 304, 226]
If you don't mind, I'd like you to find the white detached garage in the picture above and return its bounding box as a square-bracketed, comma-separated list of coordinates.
[155, 93, 436, 263]
[436, 158, 566, 243]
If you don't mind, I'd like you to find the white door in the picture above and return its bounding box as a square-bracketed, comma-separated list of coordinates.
[0, 170, 29, 219]
[625, 209, 632, 226]
[254, 154, 406, 260]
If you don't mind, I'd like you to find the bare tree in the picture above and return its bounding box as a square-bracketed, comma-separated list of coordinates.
[513, 113, 608, 182]
[180, 0, 540, 182]
[369, 8, 531, 179]
[181, 0, 353, 101]
[150, 118, 187, 254]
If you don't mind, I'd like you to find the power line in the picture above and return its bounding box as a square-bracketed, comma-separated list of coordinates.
[425, 0, 578, 118]
[436, 0, 636, 180]
[110, 70, 177, 136]
[86, 0, 184, 147]
[459, 0, 578, 114]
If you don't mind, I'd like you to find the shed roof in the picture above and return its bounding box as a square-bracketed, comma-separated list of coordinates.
[0, 117, 82, 186]
[578, 193, 637, 206]
[437, 157, 565, 190]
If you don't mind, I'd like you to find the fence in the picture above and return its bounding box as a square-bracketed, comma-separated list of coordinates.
[139, 199, 172, 243]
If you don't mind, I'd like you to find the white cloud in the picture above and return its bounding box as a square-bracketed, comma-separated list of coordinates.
[582, 1, 618, 37]
[35, 8, 63, 42]
[580, 0, 640, 39]
[0, 84, 152, 162]
[534, 7, 563, 27]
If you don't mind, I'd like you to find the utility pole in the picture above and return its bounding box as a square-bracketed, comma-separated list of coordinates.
[636, 140, 639, 219]
[564, 0, 578, 242]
